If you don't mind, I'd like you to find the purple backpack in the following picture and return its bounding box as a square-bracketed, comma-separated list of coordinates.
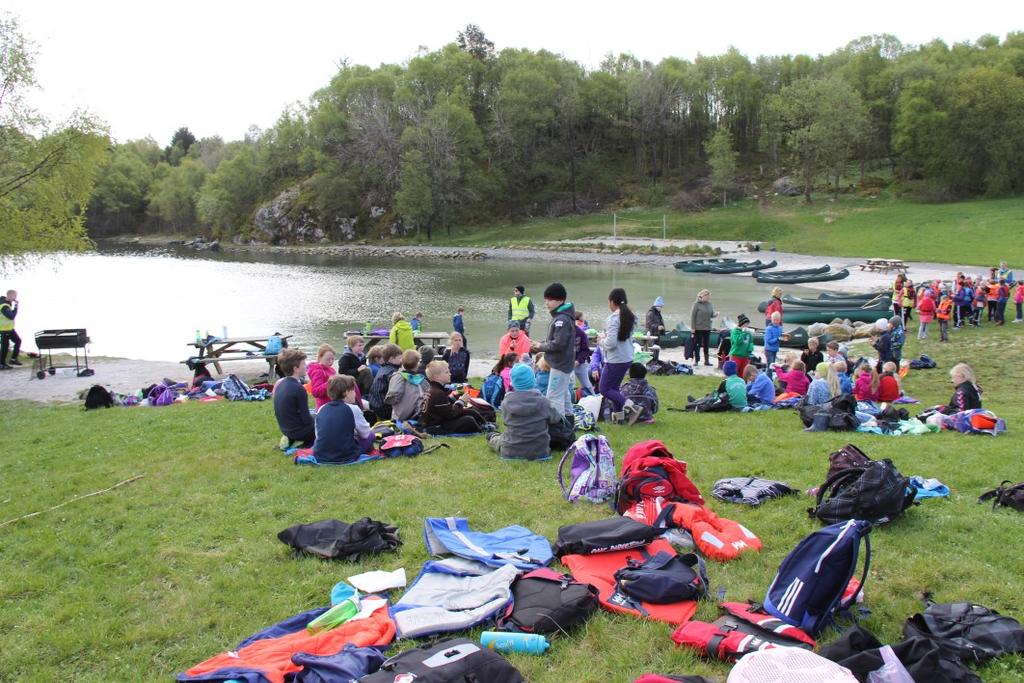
[558, 434, 616, 503]
[147, 384, 176, 407]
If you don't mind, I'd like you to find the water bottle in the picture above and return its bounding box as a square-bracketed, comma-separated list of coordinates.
[195, 329, 201, 344]
[479, 631, 550, 655]
[306, 598, 359, 634]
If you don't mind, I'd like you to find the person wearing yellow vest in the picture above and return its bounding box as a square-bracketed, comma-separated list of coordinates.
[0, 289, 21, 369]
[507, 285, 535, 333]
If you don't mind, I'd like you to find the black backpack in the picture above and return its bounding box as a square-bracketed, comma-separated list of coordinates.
[553, 516, 660, 557]
[614, 551, 709, 604]
[810, 458, 917, 525]
[84, 384, 115, 410]
[548, 414, 577, 451]
[903, 601, 1024, 663]
[978, 481, 1024, 511]
[359, 638, 524, 683]
[497, 567, 599, 635]
[277, 518, 401, 560]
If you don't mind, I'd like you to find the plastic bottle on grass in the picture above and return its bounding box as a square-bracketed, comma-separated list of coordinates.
[480, 631, 549, 655]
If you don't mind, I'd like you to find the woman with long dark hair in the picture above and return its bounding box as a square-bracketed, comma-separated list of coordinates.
[599, 288, 643, 424]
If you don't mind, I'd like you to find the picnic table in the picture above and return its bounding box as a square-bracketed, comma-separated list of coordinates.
[350, 331, 451, 351]
[859, 259, 909, 274]
[183, 334, 292, 377]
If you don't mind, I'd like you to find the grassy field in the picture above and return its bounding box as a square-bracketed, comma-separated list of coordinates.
[2, 327, 1024, 681]
[431, 194, 1024, 268]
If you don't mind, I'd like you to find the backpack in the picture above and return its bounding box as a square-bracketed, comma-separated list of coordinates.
[481, 373, 506, 408]
[572, 404, 597, 431]
[84, 384, 115, 410]
[496, 567, 600, 635]
[379, 434, 447, 457]
[548, 414, 577, 451]
[614, 551, 709, 604]
[810, 459, 917, 525]
[978, 480, 1024, 511]
[763, 519, 872, 635]
[614, 440, 705, 515]
[903, 601, 1024, 663]
[552, 516, 661, 557]
[222, 373, 254, 401]
[264, 335, 283, 355]
[557, 434, 616, 504]
[276, 517, 401, 560]
[358, 638, 524, 683]
[147, 384, 176, 407]
[826, 444, 873, 481]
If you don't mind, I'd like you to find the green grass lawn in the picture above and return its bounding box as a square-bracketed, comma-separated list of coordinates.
[2, 326, 1024, 681]
[430, 194, 1024, 268]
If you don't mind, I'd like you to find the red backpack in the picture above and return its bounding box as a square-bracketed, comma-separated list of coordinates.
[614, 440, 705, 515]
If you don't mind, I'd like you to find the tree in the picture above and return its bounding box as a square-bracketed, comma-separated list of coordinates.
[456, 24, 494, 61]
[395, 148, 433, 236]
[147, 158, 207, 230]
[1, 14, 108, 262]
[705, 128, 737, 206]
[767, 77, 868, 201]
[164, 126, 196, 165]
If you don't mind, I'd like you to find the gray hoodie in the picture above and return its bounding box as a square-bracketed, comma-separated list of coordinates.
[536, 302, 577, 373]
[497, 389, 561, 459]
[385, 371, 425, 421]
[601, 310, 635, 364]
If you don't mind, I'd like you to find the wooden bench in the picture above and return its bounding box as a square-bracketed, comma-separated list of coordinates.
[858, 259, 909, 274]
[182, 354, 279, 378]
[184, 334, 292, 377]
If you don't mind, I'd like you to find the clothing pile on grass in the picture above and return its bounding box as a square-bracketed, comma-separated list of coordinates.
[177, 433, 1024, 682]
[82, 374, 270, 410]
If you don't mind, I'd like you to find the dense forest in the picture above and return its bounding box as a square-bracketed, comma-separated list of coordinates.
[60, 28, 1024, 242]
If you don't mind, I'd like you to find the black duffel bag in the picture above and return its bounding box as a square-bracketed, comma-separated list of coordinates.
[497, 567, 599, 634]
[614, 551, 709, 604]
[553, 516, 659, 557]
[277, 518, 400, 561]
[359, 638, 524, 683]
[903, 601, 1024, 663]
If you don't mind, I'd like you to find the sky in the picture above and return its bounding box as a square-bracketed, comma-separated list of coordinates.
[6, 0, 1021, 144]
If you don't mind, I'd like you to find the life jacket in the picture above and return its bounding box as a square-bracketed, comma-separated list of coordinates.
[936, 299, 953, 320]
[510, 295, 532, 321]
[615, 440, 705, 514]
[561, 539, 699, 625]
[178, 601, 395, 683]
[669, 502, 762, 562]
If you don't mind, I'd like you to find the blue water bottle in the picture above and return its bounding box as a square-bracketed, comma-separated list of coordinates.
[479, 631, 550, 655]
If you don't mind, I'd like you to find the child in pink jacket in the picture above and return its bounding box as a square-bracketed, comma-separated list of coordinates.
[307, 344, 338, 410]
[774, 359, 810, 396]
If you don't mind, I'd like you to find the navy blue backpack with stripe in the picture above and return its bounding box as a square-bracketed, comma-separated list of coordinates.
[763, 519, 872, 636]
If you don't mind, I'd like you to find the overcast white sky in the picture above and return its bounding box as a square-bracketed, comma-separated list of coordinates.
[6, 0, 1021, 144]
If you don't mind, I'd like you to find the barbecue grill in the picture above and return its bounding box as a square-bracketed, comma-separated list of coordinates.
[33, 328, 93, 378]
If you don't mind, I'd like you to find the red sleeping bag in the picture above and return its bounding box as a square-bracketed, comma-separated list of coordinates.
[561, 539, 698, 625]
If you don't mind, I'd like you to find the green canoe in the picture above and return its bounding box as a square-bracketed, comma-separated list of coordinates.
[707, 259, 778, 274]
[675, 258, 737, 272]
[775, 298, 893, 324]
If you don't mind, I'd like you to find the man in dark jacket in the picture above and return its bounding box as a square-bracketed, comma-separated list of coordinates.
[531, 282, 576, 416]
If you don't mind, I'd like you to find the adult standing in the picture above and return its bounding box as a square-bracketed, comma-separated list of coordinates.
[997, 261, 1015, 286]
[498, 321, 531, 359]
[645, 297, 666, 337]
[0, 289, 20, 368]
[763, 287, 783, 326]
[690, 289, 716, 366]
[598, 288, 643, 424]
[531, 283, 576, 416]
[508, 285, 535, 333]
[728, 314, 754, 378]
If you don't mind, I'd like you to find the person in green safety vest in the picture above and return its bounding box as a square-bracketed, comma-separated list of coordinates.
[0, 289, 20, 369]
[507, 285, 535, 333]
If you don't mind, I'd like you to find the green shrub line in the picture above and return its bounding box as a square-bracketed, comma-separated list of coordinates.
[2, 326, 1023, 680]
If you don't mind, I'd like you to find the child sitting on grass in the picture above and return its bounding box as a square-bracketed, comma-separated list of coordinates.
[853, 363, 879, 401]
[774, 358, 809, 396]
[338, 335, 373, 396]
[487, 363, 562, 460]
[947, 362, 982, 412]
[494, 351, 518, 391]
[877, 361, 901, 402]
[442, 332, 470, 384]
[311, 375, 372, 464]
[805, 362, 834, 406]
[307, 344, 337, 410]
[834, 359, 853, 395]
[621, 362, 660, 422]
[366, 346, 383, 378]
[744, 365, 775, 405]
[419, 360, 484, 435]
[368, 344, 402, 420]
[273, 348, 315, 448]
[385, 349, 425, 421]
[717, 360, 747, 410]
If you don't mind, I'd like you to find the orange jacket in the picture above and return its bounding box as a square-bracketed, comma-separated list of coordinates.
[936, 299, 953, 321]
[498, 331, 531, 359]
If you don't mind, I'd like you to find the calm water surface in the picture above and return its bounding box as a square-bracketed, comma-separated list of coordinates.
[5, 245, 815, 362]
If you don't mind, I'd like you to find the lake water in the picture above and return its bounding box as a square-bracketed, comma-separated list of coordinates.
[4, 244, 815, 363]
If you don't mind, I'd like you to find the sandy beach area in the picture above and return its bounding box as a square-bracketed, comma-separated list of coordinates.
[5, 238, 970, 404]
